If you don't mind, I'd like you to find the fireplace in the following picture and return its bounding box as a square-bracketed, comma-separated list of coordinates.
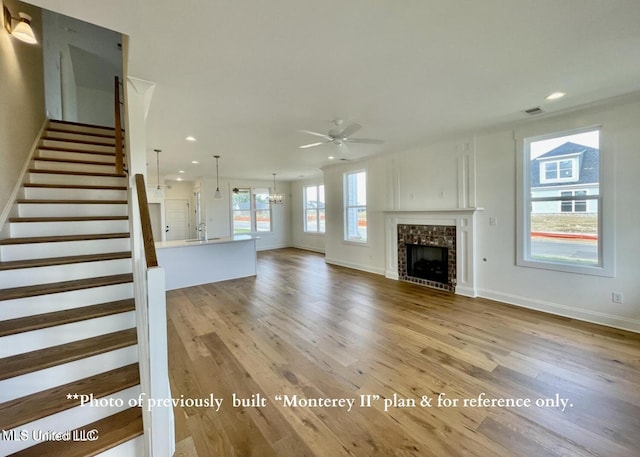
[406, 244, 448, 284]
[384, 209, 479, 296]
[397, 224, 456, 291]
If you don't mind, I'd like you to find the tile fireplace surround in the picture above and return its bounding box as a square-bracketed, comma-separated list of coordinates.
[384, 209, 480, 297]
[398, 224, 456, 292]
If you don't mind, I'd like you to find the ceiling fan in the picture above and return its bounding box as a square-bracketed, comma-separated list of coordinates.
[299, 120, 384, 149]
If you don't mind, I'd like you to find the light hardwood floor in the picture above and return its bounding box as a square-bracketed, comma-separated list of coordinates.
[167, 248, 640, 457]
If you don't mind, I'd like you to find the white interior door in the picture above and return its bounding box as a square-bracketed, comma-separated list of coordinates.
[165, 199, 190, 240]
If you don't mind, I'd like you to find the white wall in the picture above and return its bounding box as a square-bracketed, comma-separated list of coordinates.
[0, 0, 45, 225]
[290, 179, 325, 253]
[323, 94, 640, 332]
[323, 157, 389, 275]
[42, 8, 122, 125]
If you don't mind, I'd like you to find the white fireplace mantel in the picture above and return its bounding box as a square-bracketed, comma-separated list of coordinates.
[384, 208, 483, 297]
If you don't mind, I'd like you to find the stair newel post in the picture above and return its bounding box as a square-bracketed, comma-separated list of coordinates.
[114, 76, 124, 175]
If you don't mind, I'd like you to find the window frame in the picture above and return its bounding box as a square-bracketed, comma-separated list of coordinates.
[303, 184, 325, 234]
[231, 187, 272, 234]
[343, 170, 368, 244]
[516, 124, 614, 277]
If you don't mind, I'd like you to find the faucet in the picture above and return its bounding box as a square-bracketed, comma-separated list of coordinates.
[197, 223, 208, 241]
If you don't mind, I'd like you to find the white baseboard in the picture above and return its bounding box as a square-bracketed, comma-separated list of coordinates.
[325, 257, 386, 276]
[478, 288, 640, 334]
[291, 243, 325, 254]
[256, 242, 290, 252]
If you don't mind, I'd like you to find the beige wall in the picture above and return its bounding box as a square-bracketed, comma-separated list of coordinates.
[0, 0, 45, 215]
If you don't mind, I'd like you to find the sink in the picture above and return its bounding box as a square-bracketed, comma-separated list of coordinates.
[185, 238, 221, 242]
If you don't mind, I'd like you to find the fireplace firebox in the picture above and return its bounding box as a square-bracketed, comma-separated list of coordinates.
[397, 224, 456, 291]
[406, 244, 448, 284]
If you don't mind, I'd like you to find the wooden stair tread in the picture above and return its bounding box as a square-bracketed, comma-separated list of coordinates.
[39, 146, 116, 156]
[46, 127, 116, 139]
[28, 169, 126, 178]
[0, 232, 130, 245]
[0, 273, 133, 301]
[0, 328, 138, 380]
[0, 299, 135, 337]
[9, 215, 128, 223]
[0, 363, 140, 430]
[33, 157, 116, 167]
[23, 182, 127, 190]
[0, 251, 131, 270]
[41, 136, 115, 147]
[16, 199, 127, 205]
[48, 120, 117, 132]
[9, 407, 142, 457]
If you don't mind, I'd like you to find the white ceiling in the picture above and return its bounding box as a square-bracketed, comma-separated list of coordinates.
[30, 0, 640, 182]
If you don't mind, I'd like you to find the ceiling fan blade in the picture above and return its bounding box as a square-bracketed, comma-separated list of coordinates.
[339, 123, 362, 138]
[300, 129, 332, 140]
[299, 141, 328, 149]
[344, 137, 384, 144]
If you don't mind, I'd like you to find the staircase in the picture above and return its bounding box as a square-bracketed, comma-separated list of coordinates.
[0, 120, 144, 456]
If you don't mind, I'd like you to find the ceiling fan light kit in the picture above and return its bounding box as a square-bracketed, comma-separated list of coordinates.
[299, 120, 384, 149]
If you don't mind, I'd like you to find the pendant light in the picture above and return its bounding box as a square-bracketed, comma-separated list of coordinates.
[214, 155, 222, 199]
[269, 173, 284, 205]
[154, 149, 162, 190]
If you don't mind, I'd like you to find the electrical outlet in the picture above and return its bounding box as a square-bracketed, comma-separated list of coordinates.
[612, 292, 624, 304]
[489, 216, 498, 226]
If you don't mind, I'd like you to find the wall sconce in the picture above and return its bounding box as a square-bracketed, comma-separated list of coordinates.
[3, 6, 37, 44]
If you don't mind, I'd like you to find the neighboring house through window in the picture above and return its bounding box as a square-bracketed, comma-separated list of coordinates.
[232, 187, 271, 233]
[344, 170, 367, 243]
[516, 127, 612, 276]
[304, 184, 325, 233]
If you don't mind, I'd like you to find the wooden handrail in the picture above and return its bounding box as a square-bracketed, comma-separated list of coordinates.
[114, 76, 124, 175]
[135, 174, 158, 267]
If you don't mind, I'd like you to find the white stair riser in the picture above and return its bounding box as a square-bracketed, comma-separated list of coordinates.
[0, 238, 131, 262]
[18, 203, 128, 218]
[38, 148, 116, 163]
[40, 139, 115, 154]
[0, 282, 133, 320]
[0, 345, 139, 402]
[24, 187, 127, 201]
[45, 130, 116, 144]
[33, 160, 116, 174]
[0, 311, 136, 358]
[10, 219, 129, 237]
[48, 122, 116, 136]
[1, 385, 141, 455]
[0, 258, 132, 288]
[95, 436, 144, 457]
[28, 172, 125, 187]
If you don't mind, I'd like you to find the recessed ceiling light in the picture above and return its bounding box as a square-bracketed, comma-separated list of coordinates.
[176, 177, 183, 181]
[546, 92, 566, 100]
[191, 160, 199, 164]
[178, 170, 185, 173]
[328, 156, 335, 160]
[185, 136, 196, 142]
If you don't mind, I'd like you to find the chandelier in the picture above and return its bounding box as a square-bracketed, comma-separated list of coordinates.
[269, 173, 284, 205]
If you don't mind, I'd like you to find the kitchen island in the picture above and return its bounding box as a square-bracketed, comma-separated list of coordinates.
[155, 235, 258, 290]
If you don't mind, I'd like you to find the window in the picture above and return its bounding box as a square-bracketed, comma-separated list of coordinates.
[517, 127, 611, 275]
[303, 184, 325, 233]
[232, 187, 271, 233]
[560, 190, 587, 213]
[344, 170, 367, 243]
[539, 156, 579, 184]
